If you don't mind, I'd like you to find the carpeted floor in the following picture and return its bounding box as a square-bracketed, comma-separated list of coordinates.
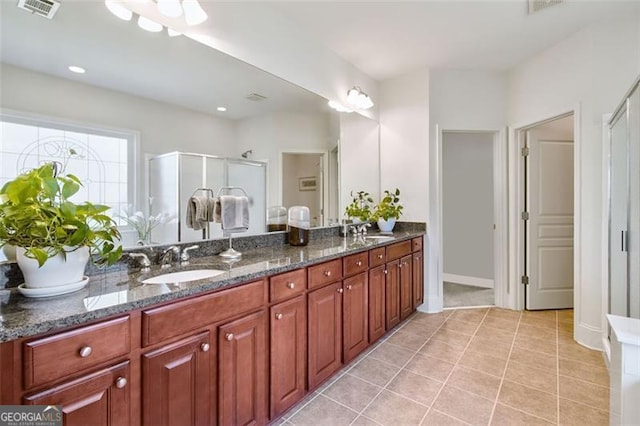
[443, 282, 494, 308]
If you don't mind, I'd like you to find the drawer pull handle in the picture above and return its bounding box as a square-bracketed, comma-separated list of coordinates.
[346, 285, 352, 291]
[287, 282, 295, 289]
[115, 377, 127, 389]
[324, 270, 332, 277]
[356, 261, 362, 267]
[79, 346, 93, 358]
[377, 254, 383, 259]
[275, 313, 283, 320]
[201, 343, 210, 352]
[337, 288, 344, 294]
[225, 333, 234, 341]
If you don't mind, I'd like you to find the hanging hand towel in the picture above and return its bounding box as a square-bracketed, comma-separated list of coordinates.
[219, 195, 250, 231]
[186, 196, 209, 230]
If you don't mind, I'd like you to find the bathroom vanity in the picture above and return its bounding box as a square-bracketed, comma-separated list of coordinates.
[0, 231, 424, 425]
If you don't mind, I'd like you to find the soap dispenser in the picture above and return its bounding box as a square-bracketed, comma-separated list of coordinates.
[287, 206, 310, 246]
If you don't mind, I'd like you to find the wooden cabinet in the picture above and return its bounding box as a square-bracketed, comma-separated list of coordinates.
[399, 255, 413, 321]
[412, 251, 424, 309]
[270, 296, 306, 419]
[218, 310, 268, 426]
[307, 282, 343, 389]
[343, 272, 368, 363]
[24, 361, 130, 426]
[368, 265, 386, 343]
[385, 259, 401, 330]
[142, 331, 213, 426]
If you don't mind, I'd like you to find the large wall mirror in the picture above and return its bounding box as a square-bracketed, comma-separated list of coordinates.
[0, 1, 379, 254]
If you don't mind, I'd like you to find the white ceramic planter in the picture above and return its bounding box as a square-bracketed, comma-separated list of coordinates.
[377, 218, 396, 232]
[16, 246, 90, 288]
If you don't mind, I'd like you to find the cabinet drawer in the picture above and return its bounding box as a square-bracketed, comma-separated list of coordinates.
[24, 316, 130, 389]
[270, 269, 306, 302]
[142, 280, 266, 346]
[412, 237, 423, 252]
[308, 259, 342, 289]
[387, 240, 412, 261]
[343, 252, 368, 277]
[369, 247, 386, 267]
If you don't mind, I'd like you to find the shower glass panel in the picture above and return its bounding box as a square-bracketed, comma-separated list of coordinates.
[628, 86, 640, 319]
[227, 159, 267, 236]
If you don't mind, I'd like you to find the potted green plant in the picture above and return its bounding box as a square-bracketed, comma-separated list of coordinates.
[0, 162, 122, 289]
[371, 188, 403, 232]
[344, 190, 373, 222]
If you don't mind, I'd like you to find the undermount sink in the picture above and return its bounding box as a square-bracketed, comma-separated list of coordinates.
[365, 235, 395, 243]
[141, 269, 226, 284]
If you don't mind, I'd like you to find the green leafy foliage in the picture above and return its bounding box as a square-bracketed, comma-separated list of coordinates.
[0, 163, 122, 267]
[371, 188, 403, 221]
[344, 190, 374, 221]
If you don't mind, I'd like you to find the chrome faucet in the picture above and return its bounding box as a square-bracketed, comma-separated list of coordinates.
[356, 223, 371, 235]
[129, 252, 151, 272]
[160, 246, 180, 268]
[180, 245, 200, 265]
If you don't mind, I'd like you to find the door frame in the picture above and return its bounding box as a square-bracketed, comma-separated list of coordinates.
[508, 105, 581, 313]
[435, 128, 508, 309]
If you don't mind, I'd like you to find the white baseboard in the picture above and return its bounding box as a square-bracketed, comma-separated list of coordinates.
[443, 273, 494, 289]
[575, 321, 604, 351]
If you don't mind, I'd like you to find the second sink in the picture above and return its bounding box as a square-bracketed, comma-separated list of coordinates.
[141, 269, 225, 284]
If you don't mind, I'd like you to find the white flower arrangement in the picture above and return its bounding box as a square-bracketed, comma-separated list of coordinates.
[119, 201, 173, 245]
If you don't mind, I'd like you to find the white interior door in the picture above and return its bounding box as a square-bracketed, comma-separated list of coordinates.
[526, 120, 574, 310]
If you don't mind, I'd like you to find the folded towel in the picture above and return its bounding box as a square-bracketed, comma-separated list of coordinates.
[219, 195, 249, 231]
[187, 196, 213, 230]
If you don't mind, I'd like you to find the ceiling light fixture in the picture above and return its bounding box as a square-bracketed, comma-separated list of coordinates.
[104, 0, 132, 21]
[182, 0, 208, 26]
[346, 86, 374, 110]
[327, 100, 352, 113]
[68, 65, 86, 74]
[157, 0, 182, 18]
[137, 15, 163, 32]
[167, 28, 181, 37]
[217, 107, 227, 112]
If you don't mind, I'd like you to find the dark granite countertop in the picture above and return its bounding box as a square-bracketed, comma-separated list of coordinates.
[0, 231, 424, 342]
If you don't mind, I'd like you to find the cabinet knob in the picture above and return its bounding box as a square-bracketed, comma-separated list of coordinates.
[201, 343, 210, 352]
[287, 282, 295, 289]
[356, 261, 362, 267]
[275, 313, 283, 320]
[225, 333, 234, 341]
[346, 285, 352, 291]
[377, 254, 383, 259]
[324, 270, 332, 277]
[115, 377, 127, 389]
[79, 346, 92, 358]
[398, 264, 402, 269]
[337, 288, 344, 294]
[384, 270, 388, 275]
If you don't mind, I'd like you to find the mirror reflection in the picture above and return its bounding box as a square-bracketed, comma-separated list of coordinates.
[0, 1, 379, 253]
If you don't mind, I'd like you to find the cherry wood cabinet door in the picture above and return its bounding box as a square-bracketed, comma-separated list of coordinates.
[142, 331, 213, 426]
[399, 255, 414, 321]
[385, 260, 401, 330]
[368, 265, 386, 343]
[24, 361, 130, 426]
[270, 296, 307, 419]
[219, 311, 268, 426]
[343, 272, 368, 363]
[412, 251, 424, 309]
[307, 282, 343, 389]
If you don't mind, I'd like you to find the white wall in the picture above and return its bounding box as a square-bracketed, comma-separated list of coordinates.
[507, 14, 640, 349]
[442, 132, 494, 283]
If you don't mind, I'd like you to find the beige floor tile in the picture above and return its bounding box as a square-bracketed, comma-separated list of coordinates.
[458, 350, 507, 377]
[431, 328, 473, 349]
[557, 330, 575, 345]
[504, 360, 557, 394]
[410, 314, 449, 329]
[363, 390, 429, 426]
[421, 409, 469, 425]
[557, 320, 573, 334]
[447, 365, 502, 400]
[475, 325, 516, 345]
[466, 335, 512, 360]
[401, 320, 439, 338]
[498, 380, 557, 423]
[432, 385, 494, 425]
[322, 374, 381, 412]
[289, 394, 358, 426]
[385, 330, 431, 352]
[519, 315, 557, 330]
[490, 403, 554, 425]
[521, 310, 557, 320]
[558, 376, 609, 412]
[449, 308, 488, 324]
[514, 333, 557, 356]
[405, 353, 456, 382]
[557, 309, 573, 321]
[486, 308, 521, 321]
[482, 315, 519, 332]
[559, 358, 609, 387]
[517, 323, 557, 340]
[558, 342, 605, 367]
[281, 391, 319, 420]
[509, 347, 557, 372]
[419, 339, 465, 363]
[349, 357, 401, 387]
[559, 398, 609, 426]
[368, 342, 416, 367]
[440, 318, 480, 336]
[386, 369, 443, 406]
[350, 415, 383, 426]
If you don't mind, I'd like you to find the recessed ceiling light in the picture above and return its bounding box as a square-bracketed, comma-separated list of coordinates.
[68, 66, 86, 74]
[217, 107, 227, 112]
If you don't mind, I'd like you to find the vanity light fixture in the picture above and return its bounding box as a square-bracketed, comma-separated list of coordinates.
[138, 15, 163, 32]
[104, 0, 132, 21]
[105, 0, 207, 34]
[217, 107, 227, 112]
[157, 0, 182, 18]
[346, 86, 374, 110]
[327, 100, 352, 113]
[167, 28, 181, 37]
[182, 0, 208, 26]
[68, 65, 86, 74]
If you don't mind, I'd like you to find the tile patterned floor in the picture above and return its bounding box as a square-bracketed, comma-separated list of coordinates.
[272, 308, 610, 426]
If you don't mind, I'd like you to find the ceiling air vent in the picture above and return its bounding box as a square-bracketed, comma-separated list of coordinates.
[17, 0, 60, 19]
[245, 93, 267, 102]
[528, 0, 563, 14]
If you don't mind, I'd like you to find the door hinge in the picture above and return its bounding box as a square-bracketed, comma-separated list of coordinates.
[521, 275, 529, 285]
[521, 147, 529, 157]
[521, 211, 529, 221]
